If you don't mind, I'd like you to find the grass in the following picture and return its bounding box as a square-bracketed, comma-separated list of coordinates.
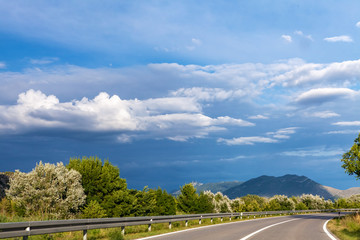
[0, 213, 293, 240]
[328, 213, 360, 240]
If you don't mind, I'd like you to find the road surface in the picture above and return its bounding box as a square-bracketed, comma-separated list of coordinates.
[137, 213, 340, 240]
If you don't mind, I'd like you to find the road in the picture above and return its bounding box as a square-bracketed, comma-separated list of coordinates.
[137, 213, 340, 240]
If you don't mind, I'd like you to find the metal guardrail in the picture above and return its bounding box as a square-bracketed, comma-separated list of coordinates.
[0, 209, 358, 239]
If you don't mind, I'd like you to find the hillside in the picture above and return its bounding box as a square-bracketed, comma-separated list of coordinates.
[171, 181, 243, 196]
[172, 175, 360, 200]
[223, 174, 334, 199]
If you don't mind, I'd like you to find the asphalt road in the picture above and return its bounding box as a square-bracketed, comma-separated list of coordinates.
[137, 213, 340, 240]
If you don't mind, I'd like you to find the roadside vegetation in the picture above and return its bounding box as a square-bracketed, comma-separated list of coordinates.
[328, 213, 360, 240]
[1, 156, 360, 239]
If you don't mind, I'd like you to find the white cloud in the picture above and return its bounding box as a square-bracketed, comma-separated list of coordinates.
[191, 38, 202, 46]
[0, 89, 254, 142]
[0, 62, 5, 69]
[218, 136, 278, 145]
[170, 87, 244, 101]
[282, 147, 344, 157]
[29, 57, 59, 65]
[281, 35, 292, 43]
[357, 21, 360, 28]
[295, 88, 357, 105]
[324, 35, 353, 43]
[306, 111, 340, 118]
[248, 115, 269, 120]
[294, 30, 313, 41]
[326, 130, 360, 134]
[267, 127, 298, 139]
[332, 121, 360, 126]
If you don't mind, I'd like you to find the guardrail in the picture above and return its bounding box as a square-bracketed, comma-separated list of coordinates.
[0, 209, 358, 239]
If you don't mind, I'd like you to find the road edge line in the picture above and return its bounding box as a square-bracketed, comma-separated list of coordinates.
[239, 218, 298, 240]
[136, 215, 287, 240]
[323, 219, 338, 240]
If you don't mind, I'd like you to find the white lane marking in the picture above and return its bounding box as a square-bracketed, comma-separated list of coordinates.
[137, 215, 288, 240]
[239, 218, 299, 240]
[323, 219, 337, 240]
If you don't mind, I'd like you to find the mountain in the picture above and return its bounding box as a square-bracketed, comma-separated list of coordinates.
[172, 175, 360, 199]
[195, 181, 243, 194]
[322, 185, 360, 198]
[171, 181, 243, 196]
[224, 174, 334, 199]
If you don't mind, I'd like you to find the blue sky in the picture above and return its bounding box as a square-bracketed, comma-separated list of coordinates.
[1, 0, 360, 191]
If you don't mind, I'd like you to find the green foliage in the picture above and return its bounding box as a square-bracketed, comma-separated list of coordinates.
[341, 133, 360, 179]
[154, 188, 176, 215]
[6, 162, 85, 219]
[197, 192, 215, 213]
[82, 200, 107, 219]
[241, 195, 267, 212]
[177, 184, 198, 214]
[67, 156, 128, 217]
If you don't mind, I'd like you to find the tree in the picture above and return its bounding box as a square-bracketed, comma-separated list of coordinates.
[177, 184, 198, 214]
[197, 192, 215, 213]
[154, 188, 176, 215]
[341, 133, 360, 179]
[7, 162, 85, 219]
[82, 200, 107, 218]
[67, 156, 129, 217]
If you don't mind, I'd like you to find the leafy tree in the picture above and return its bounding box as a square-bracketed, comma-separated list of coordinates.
[197, 192, 215, 213]
[177, 184, 198, 214]
[7, 162, 85, 219]
[154, 188, 176, 215]
[241, 195, 267, 212]
[341, 133, 360, 179]
[67, 156, 129, 217]
[82, 200, 107, 218]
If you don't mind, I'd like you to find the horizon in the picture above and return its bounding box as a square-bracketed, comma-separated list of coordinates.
[1, 1, 360, 191]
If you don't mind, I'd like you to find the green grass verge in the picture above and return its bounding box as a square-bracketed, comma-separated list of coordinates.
[328, 213, 360, 240]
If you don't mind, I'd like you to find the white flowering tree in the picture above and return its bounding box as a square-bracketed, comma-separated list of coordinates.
[7, 161, 85, 219]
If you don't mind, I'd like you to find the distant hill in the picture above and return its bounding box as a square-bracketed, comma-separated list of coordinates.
[171, 181, 243, 196]
[223, 174, 334, 199]
[171, 174, 360, 200]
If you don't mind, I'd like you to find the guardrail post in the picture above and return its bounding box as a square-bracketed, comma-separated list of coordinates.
[83, 230, 87, 240]
[169, 222, 172, 229]
[148, 219, 152, 232]
[221, 217, 223, 222]
[121, 226, 125, 235]
[185, 220, 188, 227]
[240, 212, 243, 219]
[229, 216, 232, 221]
[211, 218, 213, 223]
[23, 226, 30, 240]
[199, 216, 202, 225]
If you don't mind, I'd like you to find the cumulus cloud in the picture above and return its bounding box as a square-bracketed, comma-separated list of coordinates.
[295, 88, 357, 105]
[218, 136, 278, 145]
[332, 121, 360, 126]
[324, 35, 353, 43]
[357, 21, 360, 28]
[281, 35, 292, 43]
[0, 89, 254, 142]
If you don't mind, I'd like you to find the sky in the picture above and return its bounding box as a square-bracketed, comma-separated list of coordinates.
[1, 0, 360, 191]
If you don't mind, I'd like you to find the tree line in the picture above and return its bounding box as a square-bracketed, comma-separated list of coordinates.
[1, 156, 360, 221]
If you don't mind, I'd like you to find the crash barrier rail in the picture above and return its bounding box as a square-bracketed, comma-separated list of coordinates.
[0, 209, 358, 239]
